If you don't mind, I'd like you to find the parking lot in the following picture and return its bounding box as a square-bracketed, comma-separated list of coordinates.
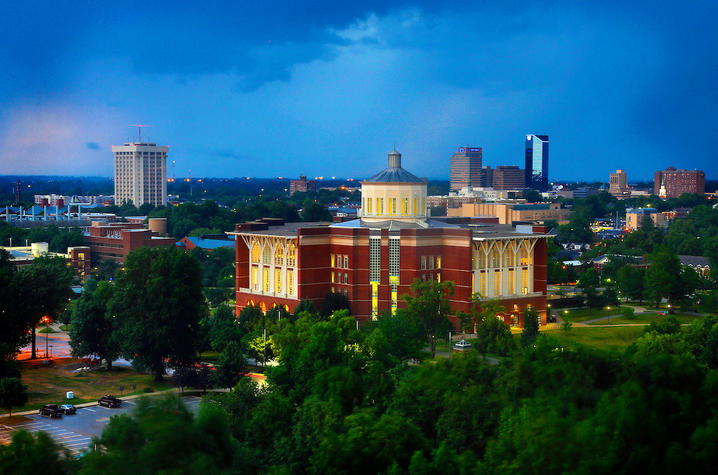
[0, 395, 202, 456]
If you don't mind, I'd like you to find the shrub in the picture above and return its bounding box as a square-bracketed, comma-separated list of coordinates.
[143, 387, 155, 393]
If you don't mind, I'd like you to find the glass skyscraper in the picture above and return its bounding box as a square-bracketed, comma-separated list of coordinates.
[524, 134, 549, 190]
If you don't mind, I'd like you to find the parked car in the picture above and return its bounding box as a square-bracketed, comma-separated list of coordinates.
[98, 395, 122, 408]
[59, 404, 76, 415]
[39, 404, 62, 418]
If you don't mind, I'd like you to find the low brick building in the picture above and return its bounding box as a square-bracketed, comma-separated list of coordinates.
[85, 221, 175, 262]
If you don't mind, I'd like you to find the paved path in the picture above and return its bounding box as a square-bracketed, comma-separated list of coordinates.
[0, 395, 202, 456]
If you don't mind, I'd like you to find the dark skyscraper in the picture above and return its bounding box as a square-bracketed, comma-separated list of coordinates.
[525, 134, 549, 190]
[450, 146, 482, 191]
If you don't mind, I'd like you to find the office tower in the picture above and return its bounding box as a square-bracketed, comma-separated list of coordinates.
[654, 167, 705, 198]
[524, 134, 549, 190]
[609, 169, 628, 197]
[112, 141, 168, 207]
[480, 166, 494, 187]
[450, 146, 482, 191]
[493, 166, 526, 190]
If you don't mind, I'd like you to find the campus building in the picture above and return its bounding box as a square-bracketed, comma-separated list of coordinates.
[112, 141, 168, 207]
[84, 219, 174, 263]
[450, 146, 483, 191]
[232, 149, 552, 328]
[447, 202, 570, 225]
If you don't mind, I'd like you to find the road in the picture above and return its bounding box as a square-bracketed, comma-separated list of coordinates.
[18, 331, 71, 360]
[0, 395, 202, 456]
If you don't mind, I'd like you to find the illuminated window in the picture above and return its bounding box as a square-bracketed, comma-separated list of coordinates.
[331, 271, 335, 283]
[251, 244, 261, 262]
[288, 271, 294, 295]
[494, 270, 501, 297]
[275, 268, 282, 293]
[371, 282, 379, 319]
[287, 243, 296, 266]
[422, 197, 425, 214]
[331, 254, 335, 267]
[401, 198, 408, 216]
[508, 269, 515, 295]
[367, 197, 372, 214]
[275, 246, 284, 266]
[520, 242, 529, 266]
[522, 269, 529, 294]
[391, 198, 396, 215]
[263, 268, 270, 292]
[252, 266, 259, 291]
[436, 256, 441, 269]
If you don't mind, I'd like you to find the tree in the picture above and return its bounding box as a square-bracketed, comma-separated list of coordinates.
[616, 266, 646, 303]
[0, 430, 75, 474]
[477, 316, 514, 356]
[0, 377, 27, 416]
[645, 246, 684, 306]
[208, 304, 244, 353]
[300, 199, 332, 222]
[213, 341, 247, 389]
[111, 247, 207, 380]
[521, 307, 540, 347]
[14, 255, 73, 359]
[0, 250, 31, 361]
[320, 291, 351, 317]
[69, 281, 120, 370]
[403, 279, 455, 358]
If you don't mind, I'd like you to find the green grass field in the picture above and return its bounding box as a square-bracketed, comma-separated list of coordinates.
[17, 358, 175, 412]
[587, 312, 703, 326]
[542, 325, 647, 352]
[557, 306, 626, 323]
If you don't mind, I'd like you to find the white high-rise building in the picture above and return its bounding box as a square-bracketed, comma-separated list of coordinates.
[112, 142, 168, 207]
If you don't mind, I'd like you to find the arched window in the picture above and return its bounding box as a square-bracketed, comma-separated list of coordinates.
[287, 243, 296, 266]
[251, 244, 260, 262]
[275, 246, 284, 266]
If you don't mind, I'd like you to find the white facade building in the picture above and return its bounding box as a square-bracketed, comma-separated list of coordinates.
[112, 142, 168, 207]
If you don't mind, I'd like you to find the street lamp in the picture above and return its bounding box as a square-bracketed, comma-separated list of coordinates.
[43, 316, 50, 359]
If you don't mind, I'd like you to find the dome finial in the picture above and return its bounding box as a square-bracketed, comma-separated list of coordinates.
[388, 147, 401, 168]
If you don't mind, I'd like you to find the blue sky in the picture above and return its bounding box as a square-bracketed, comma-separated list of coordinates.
[0, 1, 716, 181]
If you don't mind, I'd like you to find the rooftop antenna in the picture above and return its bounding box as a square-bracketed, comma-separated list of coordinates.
[129, 124, 152, 143]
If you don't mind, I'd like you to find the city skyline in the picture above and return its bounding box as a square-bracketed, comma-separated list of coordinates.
[1, 1, 717, 180]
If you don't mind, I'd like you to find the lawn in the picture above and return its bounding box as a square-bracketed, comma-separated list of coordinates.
[587, 313, 703, 326]
[17, 358, 175, 412]
[542, 325, 647, 352]
[557, 306, 626, 323]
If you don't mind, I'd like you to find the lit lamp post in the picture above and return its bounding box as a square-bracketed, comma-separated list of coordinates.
[43, 316, 50, 359]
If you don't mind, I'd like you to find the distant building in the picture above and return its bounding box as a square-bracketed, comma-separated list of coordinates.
[654, 167, 705, 198]
[525, 134, 549, 190]
[625, 208, 665, 231]
[34, 195, 114, 207]
[609, 170, 629, 197]
[493, 166, 526, 190]
[450, 147, 483, 191]
[112, 141, 168, 207]
[290, 176, 317, 194]
[573, 187, 599, 199]
[85, 219, 175, 262]
[447, 202, 570, 225]
[178, 235, 235, 252]
[0, 242, 90, 278]
[678, 255, 710, 277]
[480, 166, 494, 187]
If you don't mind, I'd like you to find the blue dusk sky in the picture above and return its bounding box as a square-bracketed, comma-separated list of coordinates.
[0, 1, 716, 181]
